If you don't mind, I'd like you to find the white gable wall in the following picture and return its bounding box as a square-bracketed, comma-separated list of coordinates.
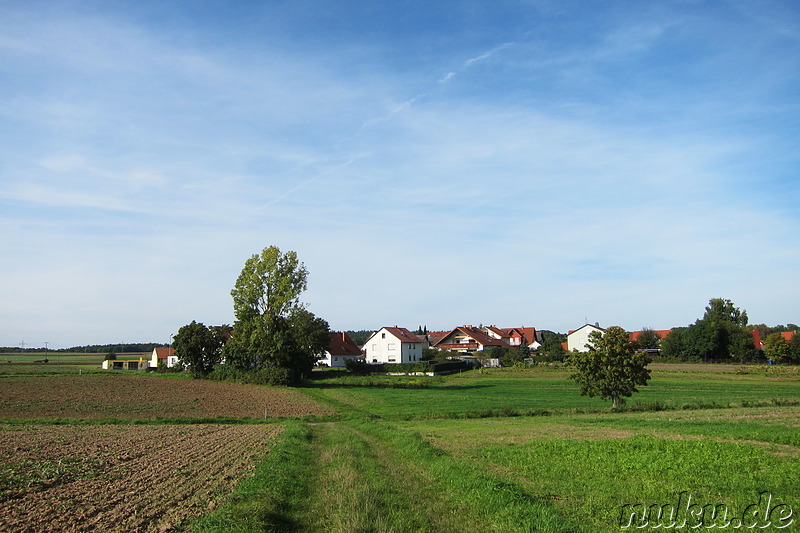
[567, 325, 604, 352]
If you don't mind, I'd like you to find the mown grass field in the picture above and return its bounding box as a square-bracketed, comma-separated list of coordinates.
[196, 364, 799, 532]
[303, 365, 800, 419]
[0, 352, 140, 364]
[2, 364, 799, 531]
[0, 351, 145, 375]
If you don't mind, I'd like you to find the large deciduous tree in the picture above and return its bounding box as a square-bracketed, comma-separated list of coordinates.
[226, 246, 329, 384]
[790, 333, 800, 364]
[660, 299, 755, 362]
[173, 321, 225, 377]
[764, 333, 790, 363]
[567, 326, 651, 410]
[634, 327, 662, 350]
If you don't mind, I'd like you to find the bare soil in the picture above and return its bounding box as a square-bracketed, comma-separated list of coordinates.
[0, 424, 283, 532]
[0, 375, 335, 419]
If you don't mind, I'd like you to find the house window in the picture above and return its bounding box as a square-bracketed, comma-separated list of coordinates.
[388, 343, 396, 350]
[388, 358, 396, 362]
[381, 333, 386, 339]
[372, 344, 377, 351]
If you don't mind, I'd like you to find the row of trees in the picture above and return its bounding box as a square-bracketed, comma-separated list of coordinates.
[658, 298, 798, 363]
[660, 299, 754, 363]
[173, 246, 330, 385]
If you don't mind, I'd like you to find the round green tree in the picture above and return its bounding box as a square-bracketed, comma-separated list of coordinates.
[764, 333, 790, 363]
[567, 326, 651, 410]
[173, 320, 224, 377]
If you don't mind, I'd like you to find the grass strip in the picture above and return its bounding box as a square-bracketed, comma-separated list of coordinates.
[189, 421, 316, 532]
[349, 419, 586, 532]
[304, 422, 445, 532]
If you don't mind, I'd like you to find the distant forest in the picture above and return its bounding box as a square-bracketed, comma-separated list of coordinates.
[0, 343, 168, 354]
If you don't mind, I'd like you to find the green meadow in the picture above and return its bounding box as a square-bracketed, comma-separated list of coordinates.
[302, 365, 800, 419]
[196, 365, 800, 532]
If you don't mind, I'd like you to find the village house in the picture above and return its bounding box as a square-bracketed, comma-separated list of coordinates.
[752, 330, 796, 351]
[566, 324, 605, 352]
[320, 331, 362, 367]
[150, 347, 177, 368]
[363, 327, 424, 364]
[433, 326, 510, 353]
[481, 326, 543, 350]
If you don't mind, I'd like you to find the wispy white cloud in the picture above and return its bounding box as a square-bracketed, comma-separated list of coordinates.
[0, 1, 798, 346]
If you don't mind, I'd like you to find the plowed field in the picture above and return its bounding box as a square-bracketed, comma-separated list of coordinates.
[0, 424, 283, 532]
[0, 375, 335, 419]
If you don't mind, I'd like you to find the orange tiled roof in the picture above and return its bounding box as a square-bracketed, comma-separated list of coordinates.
[434, 326, 510, 349]
[383, 327, 424, 343]
[154, 347, 174, 359]
[628, 330, 671, 342]
[327, 332, 362, 356]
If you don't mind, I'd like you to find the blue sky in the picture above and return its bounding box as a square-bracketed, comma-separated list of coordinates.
[1, 0, 798, 348]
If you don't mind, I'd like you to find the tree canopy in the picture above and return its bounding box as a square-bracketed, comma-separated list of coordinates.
[764, 333, 790, 363]
[633, 328, 661, 350]
[660, 298, 755, 362]
[567, 326, 651, 410]
[173, 321, 226, 377]
[225, 246, 329, 385]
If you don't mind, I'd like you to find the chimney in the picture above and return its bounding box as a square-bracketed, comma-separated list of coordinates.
[342, 332, 346, 342]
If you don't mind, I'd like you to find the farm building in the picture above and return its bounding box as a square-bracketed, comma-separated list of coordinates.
[101, 359, 147, 370]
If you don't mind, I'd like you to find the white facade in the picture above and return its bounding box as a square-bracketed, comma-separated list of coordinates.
[567, 324, 605, 352]
[320, 353, 358, 367]
[364, 327, 424, 364]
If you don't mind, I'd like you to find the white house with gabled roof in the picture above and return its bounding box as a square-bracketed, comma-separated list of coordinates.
[567, 324, 605, 352]
[320, 331, 362, 367]
[363, 327, 424, 364]
[151, 347, 178, 368]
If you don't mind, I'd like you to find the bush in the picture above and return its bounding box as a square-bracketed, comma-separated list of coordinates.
[345, 359, 378, 375]
[430, 360, 471, 373]
[208, 364, 293, 386]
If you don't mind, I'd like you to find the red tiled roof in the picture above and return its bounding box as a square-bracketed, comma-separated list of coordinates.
[383, 327, 424, 343]
[484, 326, 507, 338]
[628, 330, 671, 342]
[327, 332, 362, 356]
[434, 326, 510, 349]
[752, 330, 763, 349]
[517, 327, 538, 345]
[154, 347, 174, 359]
[753, 330, 796, 349]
